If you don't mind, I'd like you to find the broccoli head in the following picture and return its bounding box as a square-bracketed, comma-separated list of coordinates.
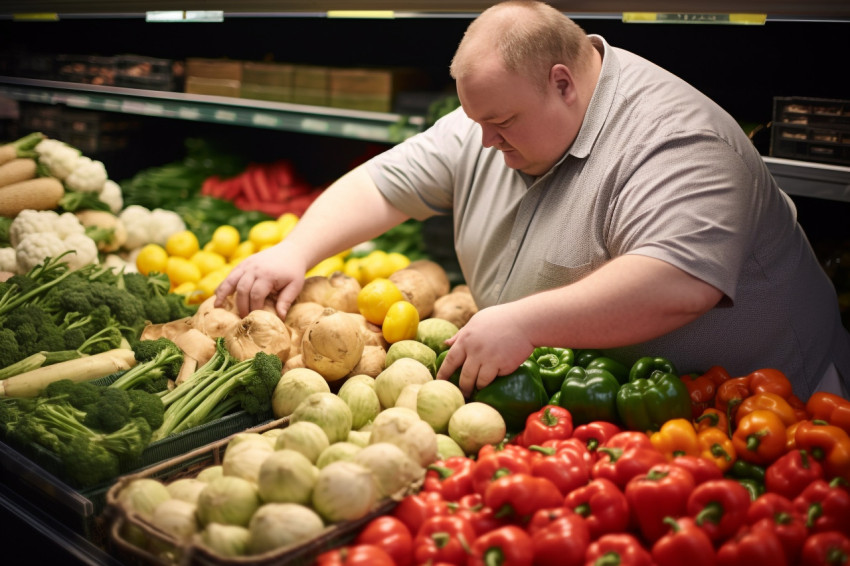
[44, 379, 102, 410]
[165, 292, 198, 320]
[127, 389, 165, 430]
[234, 352, 283, 416]
[83, 387, 131, 433]
[58, 435, 120, 487]
[0, 327, 19, 367]
[109, 337, 184, 391]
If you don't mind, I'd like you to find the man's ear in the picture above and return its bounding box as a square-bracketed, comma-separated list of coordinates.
[551, 64, 577, 103]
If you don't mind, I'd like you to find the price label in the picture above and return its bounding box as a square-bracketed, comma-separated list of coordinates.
[214, 109, 237, 122]
[341, 123, 385, 140]
[65, 95, 90, 108]
[301, 118, 330, 133]
[622, 12, 766, 25]
[103, 99, 122, 111]
[144, 103, 164, 116]
[121, 100, 147, 114]
[178, 107, 201, 120]
[251, 113, 278, 128]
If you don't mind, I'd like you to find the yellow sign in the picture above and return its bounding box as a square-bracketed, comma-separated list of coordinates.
[327, 10, 395, 19]
[12, 13, 59, 21]
[623, 13, 767, 25]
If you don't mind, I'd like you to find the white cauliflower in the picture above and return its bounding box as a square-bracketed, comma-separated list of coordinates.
[65, 156, 108, 193]
[99, 179, 124, 214]
[35, 139, 81, 180]
[15, 233, 69, 273]
[9, 210, 85, 247]
[118, 205, 186, 250]
[148, 208, 186, 246]
[0, 247, 19, 274]
[62, 233, 100, 270]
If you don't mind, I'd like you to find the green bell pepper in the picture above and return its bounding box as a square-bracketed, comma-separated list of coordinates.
[530, 347, 574, 396]
[628, 356, 678, 382]
[615, 369, 692, 432]
[729, 460, 766, 483]
[557, 366, 621, 426]
[574, 349, 604, 368]
[586, 356, 630, 386]
[473, 359, 549, 433]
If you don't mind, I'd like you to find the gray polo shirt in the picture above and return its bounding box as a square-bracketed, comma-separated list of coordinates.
[366, 35, 850, 399]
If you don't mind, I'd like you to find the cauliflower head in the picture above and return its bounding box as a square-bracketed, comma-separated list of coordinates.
[0, 247, 19, 274]
[65, 156, 108, 194]
[62, 233, 100, 270]
[16, 233, 68, 273]
[35, 139, 82, 180]
[99, 180, 124, 214]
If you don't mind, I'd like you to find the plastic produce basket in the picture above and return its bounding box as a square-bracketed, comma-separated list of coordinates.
[770, 96, 850, 166]
[104, 418, 415, 566]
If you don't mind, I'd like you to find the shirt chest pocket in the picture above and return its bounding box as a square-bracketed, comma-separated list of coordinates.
[538, 259, 596, 286]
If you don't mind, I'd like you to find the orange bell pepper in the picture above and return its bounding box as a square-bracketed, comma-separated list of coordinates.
[794, 419, 850, 482]
[650, 418, 701, 460]
[735, 392, 798, 428]
[806, 392, 850, 436]
[787, 394, 810, 422]
[697, 427, 737, 472]
[747, 368, 793, 399]
[694, 407, 730, 436]
[714, 377, 751, 416]
[731, 409, 787, 466]
[785, 421, 801, 452]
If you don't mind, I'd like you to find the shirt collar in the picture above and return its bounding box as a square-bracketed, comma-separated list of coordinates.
[566, 34, 620, 160]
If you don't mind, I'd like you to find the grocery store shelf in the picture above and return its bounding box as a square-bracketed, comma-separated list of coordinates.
[2, 0, 850, 19]
[765, 156, 850, 202]
[0, 76, 424, 144]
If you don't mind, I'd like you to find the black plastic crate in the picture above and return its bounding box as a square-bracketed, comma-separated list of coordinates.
[115, 54, 181, 92]
[56, 54, 117, 86]
[770, 96, 850, 166]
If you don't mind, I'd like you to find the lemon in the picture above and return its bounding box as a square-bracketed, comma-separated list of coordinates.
[231, 240, 256, 262]
[357, 277, 405, 325]
[190, 250, 227, 276]
[209, 225, 241, 259]
[360, 250, 394, 284]
[249, 221, 284, 248]
[306, 255, 345, 278]
[386, 252, 411, 274]
[166, 256, 202, 288]
[276, 213, 299, 238]
[136, 243, 169, 276]
[171, 281, 198, 297]
[344, 257, 366, 285]
[382, 300, 420, 343]
[165, 230, 200, 259]
[197, 268, 230, 301]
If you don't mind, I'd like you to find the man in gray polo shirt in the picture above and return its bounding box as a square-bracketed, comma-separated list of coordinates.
[217, 0, 850, 401]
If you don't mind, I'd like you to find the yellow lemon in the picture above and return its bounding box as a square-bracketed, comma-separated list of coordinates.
[190, 250, 227, 276]
[166, 256, 202, 288]
[249, 220, 284, 248]
[171, 281, 198, 297]
[196, 269, 230, 301]
[306, 255, 345, 278]
[165, 230, 200, 259]
[276, 212, 299, 238]
[209, 225, 241, 258]
[382, 300, 420, 343]
[386, 252, 411, 274]
[357, 277, 404, 325]
[136, 243, 169, 276]
[344, 257, 366, 285]
[360, 250, 394, 284]
[231, 240, 256, 262]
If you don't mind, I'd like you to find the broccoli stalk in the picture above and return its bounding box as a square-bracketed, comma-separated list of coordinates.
[0, 253, 89, 320]
[152, 351, 281, 441]
[109, 338, 183, 392]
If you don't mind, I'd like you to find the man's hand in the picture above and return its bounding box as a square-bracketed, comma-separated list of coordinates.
[214, 240, 308, 319]
[434, 303, 535, 397]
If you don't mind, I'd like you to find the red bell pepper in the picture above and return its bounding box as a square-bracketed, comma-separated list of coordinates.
[793, 477, 850, 537]
[681, 372, 719, 419]
[472, 450, 533, 495]
[529, 444, 590, 497]
[564, 478, 630, 539]
[687, 479, 752, 544]
[527, 507, 590, 566]
[794, 419, 850, 482]
[715, 523, 788, 566]
[651, 517, 716, 566]
[799, 531, 850, 566]
[765, 448, 825, 500]
[468, 525, 534, 566]
[625, 463, 696, 544]
[354, 516, 414, 566]
[478, 441, 534, 461]
[750, 514, 808, 564]
[591, 446, 667, 490]
[393, 490, 448, 536]
[423, 456, 476, 502]
[806, 392, 850, 435]
[573, 421, 622, 457]
[601, 431, 655, 452]
[746, 492, 796, 524]
[517, 405, 574, 447]
[413, 514, 475, 566]
[450, 493, 509, 536]
[483, 473, 563, 522]
[315, 544, 396, 566]
[540, 438, 594, 467]
[585, 533, 653, 566]
[669, 454, 724, 485]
